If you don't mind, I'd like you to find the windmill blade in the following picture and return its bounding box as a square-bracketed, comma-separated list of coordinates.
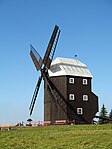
[30, 44, 43, 71]
[29, 75, 43, 115]
[43, 25, 60, 69]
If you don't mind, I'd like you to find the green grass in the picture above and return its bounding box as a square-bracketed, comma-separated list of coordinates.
[0, 124, 112, 149]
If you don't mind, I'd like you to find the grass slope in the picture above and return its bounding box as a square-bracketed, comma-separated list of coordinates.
[0, 124, 112, 149]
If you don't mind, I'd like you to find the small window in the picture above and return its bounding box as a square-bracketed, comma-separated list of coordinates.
[69, 78, 74, 84]
[77, 108, 83, 115]
[83, 95, 88, 101]
[69, 94, 75, 100]
[83, 79, 87, 85]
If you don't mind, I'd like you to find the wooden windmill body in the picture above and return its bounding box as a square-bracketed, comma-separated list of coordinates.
[44, 57, 98, 124]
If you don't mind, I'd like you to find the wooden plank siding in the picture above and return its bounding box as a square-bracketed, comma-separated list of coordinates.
[44, 76, 68, 124]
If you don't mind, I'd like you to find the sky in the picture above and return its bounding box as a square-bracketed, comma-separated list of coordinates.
[0, 0, 112, 124]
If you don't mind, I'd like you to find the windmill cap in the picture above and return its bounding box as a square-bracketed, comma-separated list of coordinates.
[48, 57, 93, 78]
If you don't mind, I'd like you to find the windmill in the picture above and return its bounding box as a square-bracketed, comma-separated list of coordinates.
[29, 25, 97, 124]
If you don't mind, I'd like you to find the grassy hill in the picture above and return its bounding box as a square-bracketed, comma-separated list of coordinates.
[0, 124, 112, 149]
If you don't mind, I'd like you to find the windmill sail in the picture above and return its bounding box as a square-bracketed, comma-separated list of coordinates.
[29, 75, 43, 115]
[43, 25, 60, 69]
[30, 44, 43, 71]
[29, 25, 60, 116]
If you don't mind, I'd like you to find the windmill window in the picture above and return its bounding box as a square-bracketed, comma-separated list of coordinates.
[77, 108, 83, 115]
[83, 79, 88, 85]
[69, 78, 74, 84]
[69, 94, 75, 100]
[83, 95, 88, 101]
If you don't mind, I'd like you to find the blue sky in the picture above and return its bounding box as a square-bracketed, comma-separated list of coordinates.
[0, 0, 112, 124]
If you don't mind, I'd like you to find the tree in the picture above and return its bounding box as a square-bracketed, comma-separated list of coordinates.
[98, 104, 108, 124]
[109, 109, 112, 119]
